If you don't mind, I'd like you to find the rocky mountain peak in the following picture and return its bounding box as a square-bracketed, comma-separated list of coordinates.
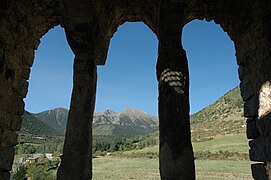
[103, 108, 116, 116]
[30, 107, 159, 136]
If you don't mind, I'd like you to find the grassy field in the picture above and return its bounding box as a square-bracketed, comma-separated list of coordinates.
[192, 133, 249, 153]
[112, 133, 249, 158]
[195, 160, 252, 180]
[93, 157, 252, 180]
[93, 133, 251, 179]
[93, 157, 159, 180]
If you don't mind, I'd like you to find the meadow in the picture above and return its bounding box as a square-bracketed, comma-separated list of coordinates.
[111, 133, 249, 159]
[93, 133, 252, 180]
[15, 132, 251, 179]
[93, 157, 252, 180]
[192, 133, 249, 153]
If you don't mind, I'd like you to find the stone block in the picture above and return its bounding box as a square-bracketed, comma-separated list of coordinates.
[0, 128, 18, 148]
[240, 77, 254, 101]
[249, 137, 271, 162]
[236, 49, 247, 66]
[246, 118, 259, 139]
[238, 66, 244, 81]
[255, 119, 265, 136]
[0, 147, 15, 171]
[251, 163, 268, 180]
[0, 171, 10, 180]
[244, 95, 259, 118]
[257, 113, 271, 136]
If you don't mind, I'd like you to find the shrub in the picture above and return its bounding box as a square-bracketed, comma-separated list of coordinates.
[14, 166, 28, 180]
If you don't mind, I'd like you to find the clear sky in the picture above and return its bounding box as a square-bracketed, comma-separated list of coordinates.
[24, 20, 239, 116]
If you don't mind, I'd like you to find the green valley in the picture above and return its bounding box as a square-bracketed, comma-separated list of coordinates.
[14, 86, 251, 180]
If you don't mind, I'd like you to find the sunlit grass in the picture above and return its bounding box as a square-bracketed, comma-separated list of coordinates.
[111, 133, 249, 158]
[93, 157, 252, 180]
[92, 133, 251, 179]
[192, 133, 249, 153]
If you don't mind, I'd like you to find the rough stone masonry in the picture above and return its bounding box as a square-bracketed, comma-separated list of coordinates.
[0, 0, 271, 179]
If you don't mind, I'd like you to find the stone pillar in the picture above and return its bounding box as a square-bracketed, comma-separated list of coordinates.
[57, 55, 97, 180]
[0, 45, 31, 179]
[236, 2, 271, 179]
[157, 1, 195, 179]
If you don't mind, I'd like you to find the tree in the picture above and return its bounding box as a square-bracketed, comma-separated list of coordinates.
[14, 166, 28, 180]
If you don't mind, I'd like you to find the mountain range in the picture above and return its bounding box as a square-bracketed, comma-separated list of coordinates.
[21, 107, 159, 137]
[21, 86, 245, 139]
[93, 108, 158, 136]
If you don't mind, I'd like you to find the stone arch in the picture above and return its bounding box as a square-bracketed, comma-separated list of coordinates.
[97, 0, 160, 40]
[182, 1, 271, 179]
[0, 1, 62, 178]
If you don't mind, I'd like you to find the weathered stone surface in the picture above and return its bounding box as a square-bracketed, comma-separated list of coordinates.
[57, 56, 97, 180]
[10, 116, 21, 131]
[249, 137, 271, 162]
[256, 113, 271, 137]
[0, 128, 18, 148]
[251, 163, 269, 180]
[157, 2, 195, 179]
[240, 76, 255, 101]
[0, 147, 15, 171]
[259, 82, 271, 118]
[23, 50, 35, 67]
[244, 95, 259, 118]
[20, 80, 29, 98]
[246, 118, 259, 139]
[237, 65, 244, 81]
[235, 50, 246, 66]
[0, 111, 21, 131]
[0, 111, 12, 129]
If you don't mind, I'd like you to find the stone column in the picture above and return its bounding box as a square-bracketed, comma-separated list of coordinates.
[157, 1, 195, 179]
[0, 45, 31, 180]
[57, 55, 97, 180]
[235, 2, 271, 179]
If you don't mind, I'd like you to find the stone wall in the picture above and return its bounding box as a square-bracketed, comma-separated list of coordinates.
[0, 1, 60, 179]
[0, 0, 271, 179]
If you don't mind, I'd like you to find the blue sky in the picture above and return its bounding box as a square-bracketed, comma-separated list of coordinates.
[24, 20, 239, 116]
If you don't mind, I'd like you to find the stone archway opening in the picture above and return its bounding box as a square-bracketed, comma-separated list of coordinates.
[96, 22, 158, 114]
[92, 22, 160, 179]
[183, 20, 239, 114]
[14, 25, 74, 179]
[25, 25, 74, 113]
[182, 19, 251, 178]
